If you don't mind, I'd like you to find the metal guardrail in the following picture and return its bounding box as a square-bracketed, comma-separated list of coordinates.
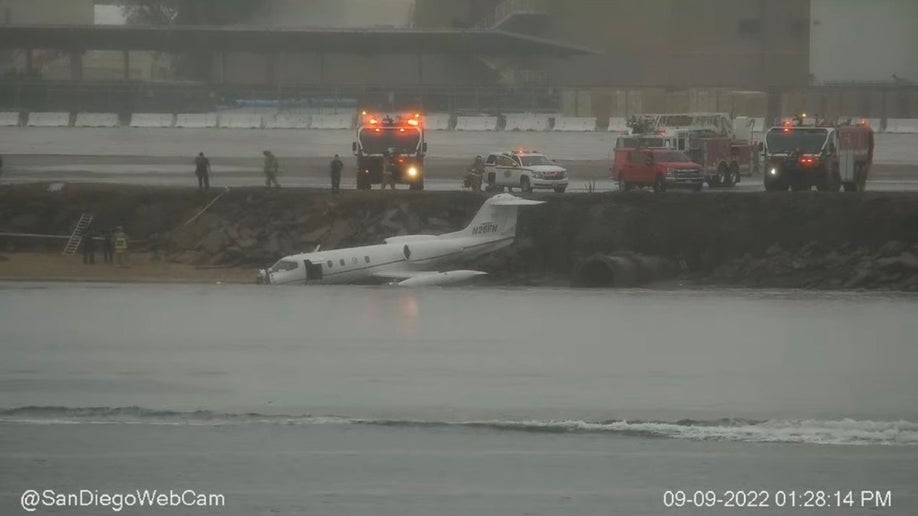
[476, 0, 551, 29]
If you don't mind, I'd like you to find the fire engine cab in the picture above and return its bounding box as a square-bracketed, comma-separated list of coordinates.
[612, 113, 760, 188]
[762, 114, 874, 192]
[352, 112, 427, 190]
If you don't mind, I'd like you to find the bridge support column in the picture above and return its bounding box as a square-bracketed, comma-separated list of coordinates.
[416, 54, 424, 84]
[69, 50, 83, 81]
[265, 53, 277, 87]
[122, 50, 130, 80]
[318, 51, 325, 85]
[766, 88, 782, 124]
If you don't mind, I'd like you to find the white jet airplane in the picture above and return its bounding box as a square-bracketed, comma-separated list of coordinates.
[256, 193, 544, 286]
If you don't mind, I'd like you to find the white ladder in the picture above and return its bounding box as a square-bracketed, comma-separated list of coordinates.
[62, 213, 94, 256]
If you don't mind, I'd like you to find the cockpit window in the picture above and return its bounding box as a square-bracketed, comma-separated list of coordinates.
[270, 260, 299, 272]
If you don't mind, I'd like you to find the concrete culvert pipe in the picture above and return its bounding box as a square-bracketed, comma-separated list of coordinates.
[572, 254, 676, 288]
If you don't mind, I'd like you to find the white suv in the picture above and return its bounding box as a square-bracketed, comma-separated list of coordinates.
[484, 151, 568, 193]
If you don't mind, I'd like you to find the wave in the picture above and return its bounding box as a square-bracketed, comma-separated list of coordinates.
[2, 406, 916, 446]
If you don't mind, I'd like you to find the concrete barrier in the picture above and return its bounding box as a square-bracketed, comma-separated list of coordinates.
[75, 113, 119, 128]
[0, 112, 20, 127]
[309, 114, 353, 130]
[130, 113, 175, 128]
[27, 112, 71, 127]
[504, 113, 551, 131]
[175, 113, 218, 128]
[553, 116, 597, 132]
[218, 113, 264, 129]
[885, 119, 918, 134]
[264, 113, 311, 129]
[455, 116, 499, 131]
[607, 117, 629, 133]
[423, 113, 451, 131]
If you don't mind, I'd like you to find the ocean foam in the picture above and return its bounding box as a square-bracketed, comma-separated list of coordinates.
[2, 407, 915, 446]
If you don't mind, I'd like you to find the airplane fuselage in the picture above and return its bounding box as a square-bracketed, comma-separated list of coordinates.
[259, 235, 513, 286]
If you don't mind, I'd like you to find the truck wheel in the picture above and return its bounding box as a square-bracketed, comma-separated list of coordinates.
[818, 166, 841, 192]
[856, 164, 867, 192]
[520, 176, 532, 193]
[409, 179, 424, 191]
[652, 176, 667, 193]
[723, 162, 740, 187]
[691, 182, 703, 192]
[553, 186, 567, 193]
[790, 181, 809, 192]
[356, 175, 370, 190]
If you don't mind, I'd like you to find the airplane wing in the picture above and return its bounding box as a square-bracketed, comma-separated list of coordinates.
[370, 269, 487, 287]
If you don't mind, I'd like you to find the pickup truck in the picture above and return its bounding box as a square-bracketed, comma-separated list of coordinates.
[612, 148, 704, 192]
[484, 150, 568, 193]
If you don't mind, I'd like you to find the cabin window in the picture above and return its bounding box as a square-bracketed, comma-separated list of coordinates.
[327, 260, 333, 268]
[365, 256, 370, 263]
[486, 155, 497, 165]
[339, 259, 346, 266]
[352, 257, 358, 264]
[496, 155, 515, 167]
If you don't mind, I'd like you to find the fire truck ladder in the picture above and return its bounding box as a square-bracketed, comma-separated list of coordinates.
[62, 213, 94, 256]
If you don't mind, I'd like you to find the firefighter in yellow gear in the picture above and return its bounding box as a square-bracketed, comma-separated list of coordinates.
[113, 226, 129, 267]
[263, 150, 281, 189]
[465, 155, 485, 192]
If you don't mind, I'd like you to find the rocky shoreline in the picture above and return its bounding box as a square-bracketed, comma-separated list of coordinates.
[2, 184, 917, 290]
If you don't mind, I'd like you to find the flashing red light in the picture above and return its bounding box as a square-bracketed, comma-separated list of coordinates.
[368, 118, 378, 125]
[399, 128, 405, 132]
[798, 155, 819, 167]
[374, 128, 381, 133]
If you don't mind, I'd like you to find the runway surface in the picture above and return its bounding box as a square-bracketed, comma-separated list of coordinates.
[1, 127, 916, 192]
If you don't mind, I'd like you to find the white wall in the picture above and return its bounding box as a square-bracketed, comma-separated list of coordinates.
[0, 0, 93, 24]
[810, 0, 918, 83]
[251, 0, 413, 28]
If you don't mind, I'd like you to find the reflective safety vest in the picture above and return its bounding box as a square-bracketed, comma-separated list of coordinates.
[115, 236, 128, 251]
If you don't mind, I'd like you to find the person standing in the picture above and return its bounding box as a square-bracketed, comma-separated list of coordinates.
[381, 150, 396, 191]
[102, 229, 114, 264]
[194, 152, 211, 190]
[113, 226, 129, 268]
[263, 150, 281, 189]
[330, 154, 344, 193]
[82, 232, 96, 265]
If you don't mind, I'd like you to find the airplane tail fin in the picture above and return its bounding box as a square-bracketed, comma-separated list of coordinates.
[444, 194, 544, 240]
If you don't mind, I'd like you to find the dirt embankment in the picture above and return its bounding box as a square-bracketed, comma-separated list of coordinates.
[2, 184, 918, 290]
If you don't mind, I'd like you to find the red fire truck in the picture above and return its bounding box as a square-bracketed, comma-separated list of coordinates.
[613, 113, 760, 188]
[762, 115, 874, 192]
[352, 112, 427, 190]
